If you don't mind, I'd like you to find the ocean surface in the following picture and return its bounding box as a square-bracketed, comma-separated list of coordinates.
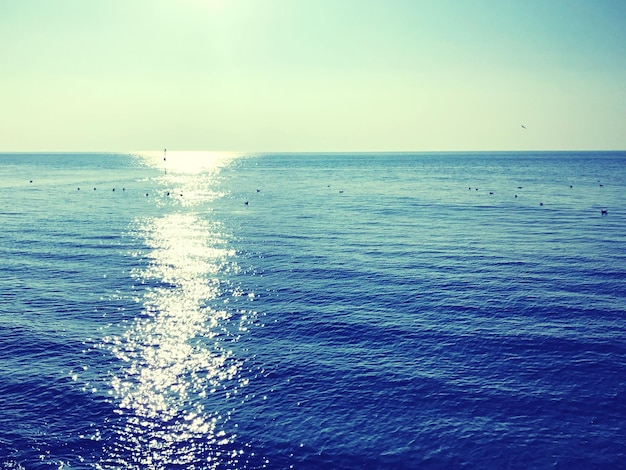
[1, 151, 625, 469]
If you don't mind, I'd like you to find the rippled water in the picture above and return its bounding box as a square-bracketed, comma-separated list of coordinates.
[1, 151, 625, 469]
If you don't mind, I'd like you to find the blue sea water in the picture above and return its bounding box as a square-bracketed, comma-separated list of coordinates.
[1, 151, 625, 469]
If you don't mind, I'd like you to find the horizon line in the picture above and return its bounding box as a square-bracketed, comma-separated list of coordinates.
[1, 148, 626, 154]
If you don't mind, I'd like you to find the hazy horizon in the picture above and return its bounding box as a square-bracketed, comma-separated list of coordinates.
[2, 0, 625, 152]
[2, 149, 626, 154]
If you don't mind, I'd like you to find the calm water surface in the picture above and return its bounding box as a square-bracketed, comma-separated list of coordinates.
[1, 151, 625, 469]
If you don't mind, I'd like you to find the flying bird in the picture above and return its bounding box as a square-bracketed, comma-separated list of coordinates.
[521, 124, 527, 129]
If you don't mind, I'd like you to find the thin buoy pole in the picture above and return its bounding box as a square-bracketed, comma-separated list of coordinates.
[164, 148, 167, 175]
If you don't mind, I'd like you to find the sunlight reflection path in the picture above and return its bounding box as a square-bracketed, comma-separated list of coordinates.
[100, 152, 249, 468]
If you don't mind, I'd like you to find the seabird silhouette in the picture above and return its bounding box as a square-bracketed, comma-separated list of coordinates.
[521, 125, 526, 129]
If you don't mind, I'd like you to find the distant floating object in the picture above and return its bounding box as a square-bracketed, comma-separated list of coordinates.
[112, 188, 115, 192]
[517, 186, 523, 189]
[489, 192, 494, 195]
[521, 124, 527, 129]
[256, 189, 261, 193]
[167, 191, 170, 196]
[94, 187, 96, 190]
[146, 193, 149, 197]
[339, 190, 344, 193]
[244, 201, 249, 205]
[540, 202, 544, 206]
[569, 185, 573, 188]
[515, 194, 518, 198]
[601, 209, 608, 215]
[29, 180, 33, 183]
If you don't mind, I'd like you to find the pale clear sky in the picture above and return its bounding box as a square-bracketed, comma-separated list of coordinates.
[1, 0, 625, 152]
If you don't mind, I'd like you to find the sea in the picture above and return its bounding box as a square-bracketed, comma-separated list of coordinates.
[1, 151, 625, 469]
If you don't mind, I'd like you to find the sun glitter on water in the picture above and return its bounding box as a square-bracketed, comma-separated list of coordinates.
[98, 151, 251, 468]
[132, 150, 243, 175]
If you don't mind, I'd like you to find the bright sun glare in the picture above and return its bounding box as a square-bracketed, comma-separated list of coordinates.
[134, 150, 243, 174]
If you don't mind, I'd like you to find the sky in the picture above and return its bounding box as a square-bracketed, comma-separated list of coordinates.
[1, 0, 625, 152]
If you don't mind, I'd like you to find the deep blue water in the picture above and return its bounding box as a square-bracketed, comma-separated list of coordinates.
[1, 151, 625, 469]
